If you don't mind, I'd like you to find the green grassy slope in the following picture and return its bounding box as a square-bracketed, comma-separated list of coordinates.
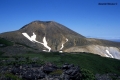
[0, 38, 13, 47]
[18, 52, 120, 75]
[0, 38, 120, 75]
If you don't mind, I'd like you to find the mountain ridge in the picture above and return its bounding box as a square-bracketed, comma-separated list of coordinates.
[0, 20, 120, 59]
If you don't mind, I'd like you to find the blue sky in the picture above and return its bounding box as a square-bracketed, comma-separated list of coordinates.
[0, 0, 120, 39]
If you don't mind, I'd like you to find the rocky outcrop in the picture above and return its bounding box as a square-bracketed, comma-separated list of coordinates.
[62, 63, 81, 80]
[0, 63, 81, 80]
[95, 73, 120, 80]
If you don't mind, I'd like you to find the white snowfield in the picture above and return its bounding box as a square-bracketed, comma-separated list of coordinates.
[105, 50, 114, 58]
[22, 32, 51, 52]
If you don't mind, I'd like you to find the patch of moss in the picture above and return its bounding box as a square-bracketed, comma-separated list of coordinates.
[5, 73, 22, 80]
[50, 69, 63, 75]
[81, 68, 95, 80]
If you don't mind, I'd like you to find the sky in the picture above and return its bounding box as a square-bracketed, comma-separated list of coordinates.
[0, 0, 120, 39]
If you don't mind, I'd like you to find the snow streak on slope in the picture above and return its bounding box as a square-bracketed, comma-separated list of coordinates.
[105, 54, 110, 57]
[22, 32, 51, 52]
[105, 50, 114, 58]
[42, 37, 51, 52]
[60, 38, 68, 50]
[22, 33, 35, 42]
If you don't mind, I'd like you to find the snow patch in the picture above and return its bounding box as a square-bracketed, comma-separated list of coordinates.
[22, 32, 51, 52]
[105, 50, 114, 58]
[59, 51, 63, 53]
[66, 38, 68, 42]
[43, 50, 48, 52]
[42, 37, 51, 52]
[22, 32, 35, 42]
[60, 44, 64, 50]
[60, 38, 68, 50]
[105, 54, 110, 57]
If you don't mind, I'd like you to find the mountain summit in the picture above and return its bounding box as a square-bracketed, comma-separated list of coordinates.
[19, 21, 87, 51]
[0, 20, 120, 59]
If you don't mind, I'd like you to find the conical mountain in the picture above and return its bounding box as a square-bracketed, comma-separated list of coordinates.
[0, 21, 87, 51]
[0, 20, 120, 59]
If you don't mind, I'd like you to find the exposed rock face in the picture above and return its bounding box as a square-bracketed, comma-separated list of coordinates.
[62, 63, 81, 80]
[0, 20, 120, 59]
[0, 63, 81, 80]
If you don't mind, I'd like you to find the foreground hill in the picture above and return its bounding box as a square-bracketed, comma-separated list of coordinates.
[0, 51, 120, 80]
[0, 20, 120, 59]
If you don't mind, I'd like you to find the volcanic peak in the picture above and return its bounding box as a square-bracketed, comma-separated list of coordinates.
[20, 20, 55, 29]
[31, 20, 55, 24]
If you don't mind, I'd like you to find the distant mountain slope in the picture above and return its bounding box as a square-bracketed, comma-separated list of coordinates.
[0, 20, 120, 59]
[109, 39, 120, 42]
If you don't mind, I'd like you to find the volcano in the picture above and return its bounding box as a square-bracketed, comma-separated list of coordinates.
[0, 20, 120, 59]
